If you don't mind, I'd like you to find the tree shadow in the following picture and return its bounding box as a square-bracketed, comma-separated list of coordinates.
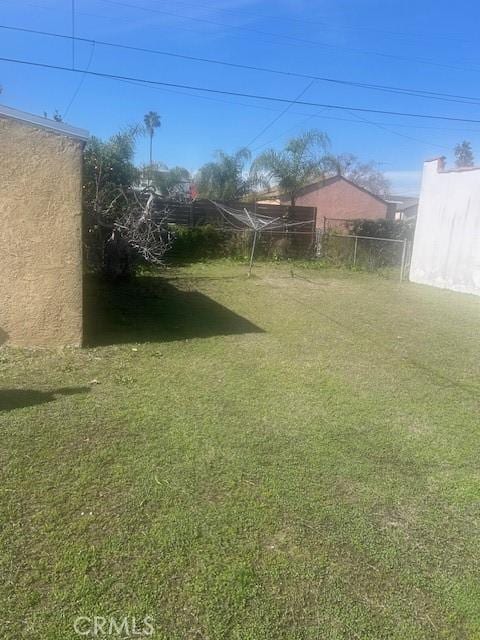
[84, 275, 264, 347]
[0, 387, 90, 412]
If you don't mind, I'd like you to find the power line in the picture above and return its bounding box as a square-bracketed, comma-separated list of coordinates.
[245, 80, 316, 148]
[54, 67, 469, 153]
[63, 42, 95, 119]
[2, 55, 480, 124]
[345, 109, 451, 151]
[2, 24, 480, 107]
[108, 74, 480, 144]
[143, 0, 475, 46]
[98, 0, 480, 76]
[0, 0, 130, 24]
[250, 115, 320, 153]
[0, 0, 470, 47]
[3, 0, 479, 76]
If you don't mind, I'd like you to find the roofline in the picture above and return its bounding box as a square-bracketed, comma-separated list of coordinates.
[283, 174, 389, 205]
[424, 156, 480, 174]
[0, 104, 89, 142]
[386, 194, 419, 200]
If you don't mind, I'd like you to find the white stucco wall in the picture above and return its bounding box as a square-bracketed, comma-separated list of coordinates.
[409, 158, 480, 296]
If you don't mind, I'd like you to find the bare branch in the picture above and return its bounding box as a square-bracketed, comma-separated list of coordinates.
[113, 188, 172, 264]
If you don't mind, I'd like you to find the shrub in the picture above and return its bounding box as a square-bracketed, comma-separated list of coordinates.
[168, 225, 316, 263]
[350, 218, 413, 241]
[168, 225, 239, 262]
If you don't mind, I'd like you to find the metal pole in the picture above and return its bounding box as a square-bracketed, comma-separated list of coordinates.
[248, 230, 258, 277]
[400, 238, 407, 282]
[353, 236, 358, 267]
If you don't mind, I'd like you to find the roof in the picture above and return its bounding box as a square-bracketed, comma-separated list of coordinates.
[0, 104, 89, 142]
[385, 195, 419, 211]
[280, 174, 390, 205]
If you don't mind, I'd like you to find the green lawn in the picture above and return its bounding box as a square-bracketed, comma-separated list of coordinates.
[1, 261, 480, 639]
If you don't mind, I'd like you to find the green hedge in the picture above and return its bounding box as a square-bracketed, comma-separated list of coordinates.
[167, 225, 316, 263]
[167, 225, 246, 262]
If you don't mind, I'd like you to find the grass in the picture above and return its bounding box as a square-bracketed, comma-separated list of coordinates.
[1, 260, 479, 639]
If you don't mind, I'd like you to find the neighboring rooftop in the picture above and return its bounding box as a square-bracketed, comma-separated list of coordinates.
[0, 104, 89, 142]
[257, 175, 390, 203]
[385, 194, 419, 211]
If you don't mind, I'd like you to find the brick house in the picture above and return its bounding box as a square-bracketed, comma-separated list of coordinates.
[258, 175, 394, 229]
[0, 105, 88, 347]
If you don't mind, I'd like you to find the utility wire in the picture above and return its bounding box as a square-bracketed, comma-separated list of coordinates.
[345, 109, 451, 151]
[245, 80, 317, 149]
[58, 69, 471, 152]
[250, 115, 318, 153]
[112, 74, 480, 134]
[110, 75, 480, 148]
[2, 55, 480, 124]
[2, 24, 480, 107]
[141, 0, 475, 46]
[0, 0, 130, 24]
[98, 0, 480, 76]
[0, 0, 470, 46]
[63, 42, 95, 119]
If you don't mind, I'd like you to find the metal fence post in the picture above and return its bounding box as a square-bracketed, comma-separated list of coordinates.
[248, 230, 258, 277]
[353, 236, 358, 267]
[400, 238, 407, 282]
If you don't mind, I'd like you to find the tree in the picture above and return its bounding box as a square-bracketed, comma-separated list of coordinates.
[326, 153, 390, 196]
[251, 130, 330, 206]
[83, 126, 170, 279]
[454, 141, 474, 168]
[144, 111, 161, 166]
[139, 163, 191, 198]
[196, 148, 251, 200]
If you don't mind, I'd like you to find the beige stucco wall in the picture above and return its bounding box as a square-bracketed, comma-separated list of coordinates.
[0, 117, 84, 347]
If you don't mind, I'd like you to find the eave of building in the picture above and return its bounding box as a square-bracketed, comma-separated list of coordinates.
[0, 104, 89, 142]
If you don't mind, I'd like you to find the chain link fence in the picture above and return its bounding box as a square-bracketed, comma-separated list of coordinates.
[316, 231, 411, 280]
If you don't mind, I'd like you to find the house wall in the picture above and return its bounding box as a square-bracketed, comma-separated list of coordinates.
[409, 158, 480, 296]
[0, 117, 84, 346]
[281, 178, 388, 228]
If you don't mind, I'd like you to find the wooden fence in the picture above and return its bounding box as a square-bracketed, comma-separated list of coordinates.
[154, 199, 317, 231]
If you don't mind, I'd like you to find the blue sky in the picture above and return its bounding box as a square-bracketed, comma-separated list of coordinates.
[2, 0, 480, 195]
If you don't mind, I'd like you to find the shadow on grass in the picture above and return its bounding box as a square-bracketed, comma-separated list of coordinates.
[84, 275, 264, 347]
[0, 387, 90, 412]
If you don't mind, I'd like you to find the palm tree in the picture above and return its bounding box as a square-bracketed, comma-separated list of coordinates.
[144, 111, 161, 166]
[251, 130, 330, 206]
[196, 148, 252, 201]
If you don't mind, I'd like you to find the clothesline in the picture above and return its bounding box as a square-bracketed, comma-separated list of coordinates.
[210, 200, 315, 276]
[210, 201, 314, 232]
